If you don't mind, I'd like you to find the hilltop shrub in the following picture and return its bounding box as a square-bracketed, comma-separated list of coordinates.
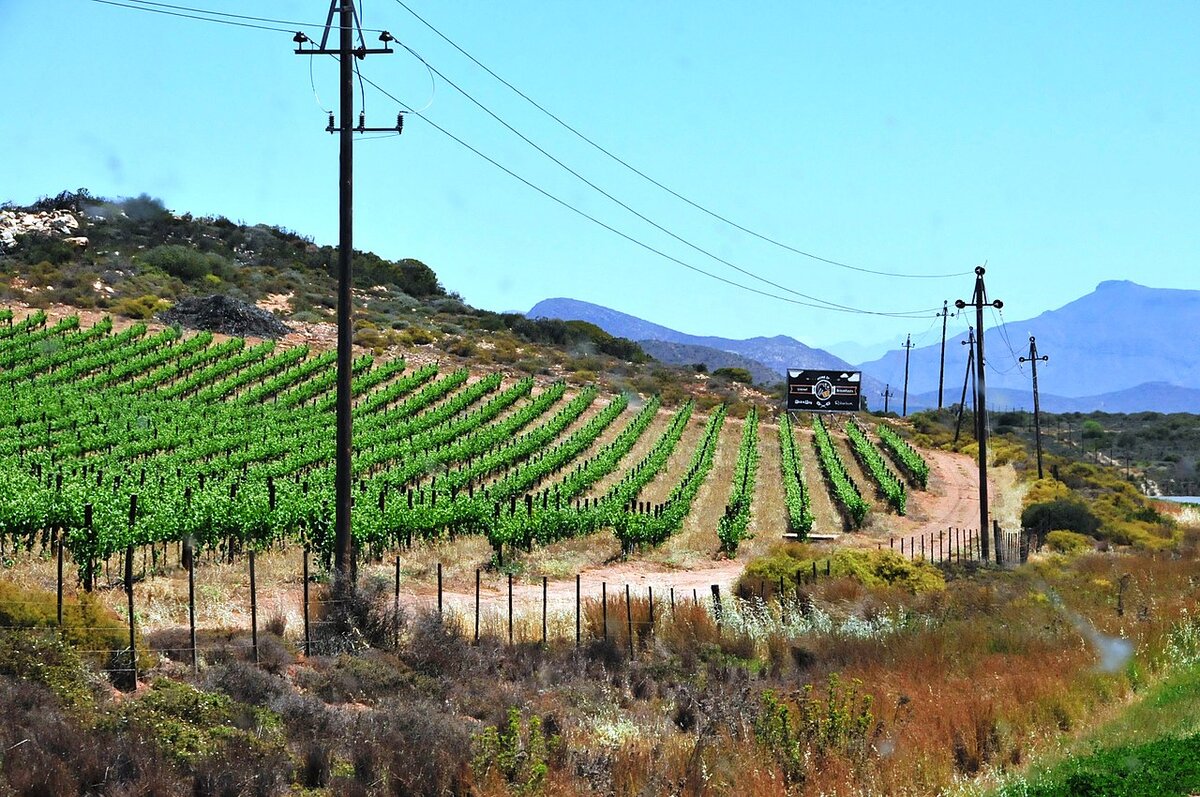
[112, 293, 169, 319]
[140, 244, 233, 281]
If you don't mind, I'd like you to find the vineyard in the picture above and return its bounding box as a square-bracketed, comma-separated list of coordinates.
[0, 310, 939, 584]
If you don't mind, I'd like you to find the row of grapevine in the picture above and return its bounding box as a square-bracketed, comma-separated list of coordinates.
[845, 419, 907, 515]
[877, 423, 930, 488]
[614, 406, 727, 551]
[717, 409, 759, 555]
[0, 311, 745, 576]
[778, 413, 813, 538]
[811, 415, 868, 528]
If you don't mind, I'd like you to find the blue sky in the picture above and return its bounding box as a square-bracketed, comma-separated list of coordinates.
[2, 2, 1198, 359]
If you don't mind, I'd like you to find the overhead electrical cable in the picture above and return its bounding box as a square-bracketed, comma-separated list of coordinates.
[108, 0, 388, 33]
[391, 0, 970, 281]
[88, 0, 301, 33]
[392, 43, 929, 317]
[355, 69, 936, 319]
[87, 0, 943, 319]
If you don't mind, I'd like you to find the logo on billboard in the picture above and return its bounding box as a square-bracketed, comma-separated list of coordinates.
[786, 369, 862, 412]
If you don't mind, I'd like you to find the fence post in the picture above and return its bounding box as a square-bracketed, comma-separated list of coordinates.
[507, 574, 514, 645]
[56, 529, 64, 626]
[542, 576, 548, 645]
[993, 520, 1003, 566]
[394, 557, 401, 649]
[83, 504, 94, 592]
[711, 584, 723, 623]
[302, 548, 311, 656]
[475, 568, 481, 645]
[437, 562, 443, 616]
[125, 494, 137, 687]
[188, 548, 197, 672]
[625, 584, 634, 658]
[575, 574, 581, 647]
[648, 586, 654, 630]
[602, 582, 608, 640]
[670, 586, 675, 617]
[250, 549, 259, 666]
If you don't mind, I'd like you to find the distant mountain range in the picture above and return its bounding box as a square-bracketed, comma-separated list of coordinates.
[860, 280, 1200, 413]
[529, 281, 1200, 414]
[528, 298, 887, 399]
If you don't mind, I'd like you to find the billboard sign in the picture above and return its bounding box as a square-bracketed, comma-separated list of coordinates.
[786, 369, 862, 412]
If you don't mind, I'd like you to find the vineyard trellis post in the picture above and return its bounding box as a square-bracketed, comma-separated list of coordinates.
[956, 266, 1003, 563]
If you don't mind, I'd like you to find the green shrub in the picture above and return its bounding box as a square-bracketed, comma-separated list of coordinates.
[112, 294, 169, 319]
[472, 706, 555, 796]
[140, 244, 232, 281]
[741, 545, 945, 594]
[712, 367, 754, 384]
[1022, 499, 1100, 538]
[1045, 530, 1092, 554]
[0, 629, 96, 713]
[0, 581, 131, 671]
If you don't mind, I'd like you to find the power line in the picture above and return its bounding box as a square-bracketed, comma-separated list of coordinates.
[392, 45, 918, 316]
[88, 0, 301, 32]
[110, 0, 387, 33]
[391, 0, 971, 281]
[87, 0, 943, 319]
[355, 70, 938, 319]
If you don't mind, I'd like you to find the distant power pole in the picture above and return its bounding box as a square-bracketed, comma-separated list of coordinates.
[901, 333, 914, 417]
[956, 267, 1003, 562]
[881, 384, 894, 415]
[295, 3, 399, 585]
[953, 328, 975, 444]
[1019, 336, 1050, 480]
[936, 300, 951, 409]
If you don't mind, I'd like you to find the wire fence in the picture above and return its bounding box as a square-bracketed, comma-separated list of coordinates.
[1, 525, 1042, 684]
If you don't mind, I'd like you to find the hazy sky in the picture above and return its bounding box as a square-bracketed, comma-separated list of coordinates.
[3, 2, 1198, 357]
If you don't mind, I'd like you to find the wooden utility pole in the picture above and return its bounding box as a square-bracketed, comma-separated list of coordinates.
[1019, 336, 1050, 479]
[295, 3, 397, 585]
[881, 384, 894, 415]
[937, 301, 951, 409]
[956, 267, 1003, 562]
[954, 328, 975, 444]
[901, 333, 914, 417]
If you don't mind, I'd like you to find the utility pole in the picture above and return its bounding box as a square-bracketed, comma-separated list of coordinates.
[1019, 336, 1049, 480]
[937, 301, 951, 409]
[953, 328, 975, 444]
[295, 3, 398, 585]
[901, 333, 914, 417]
[881, 384, 894, 415]
[956, 267, 1003, 562]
